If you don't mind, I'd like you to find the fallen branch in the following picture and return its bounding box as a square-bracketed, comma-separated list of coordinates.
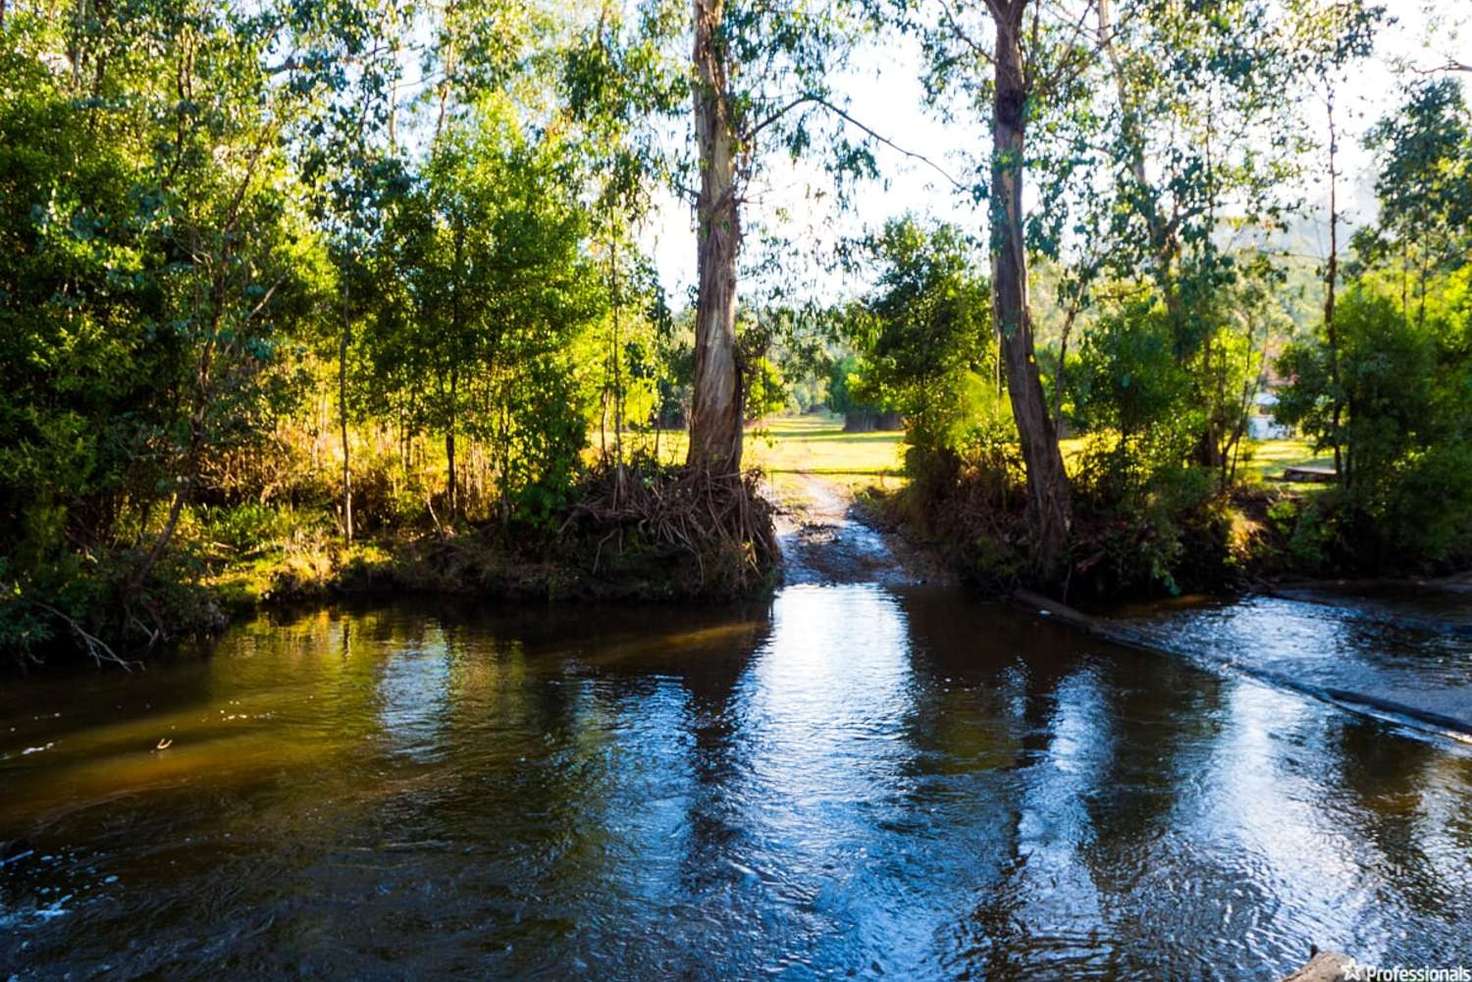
[34, 602, 136, 671]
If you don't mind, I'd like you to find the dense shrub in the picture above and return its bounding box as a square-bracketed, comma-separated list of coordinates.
[1275, 282, 1472, 572]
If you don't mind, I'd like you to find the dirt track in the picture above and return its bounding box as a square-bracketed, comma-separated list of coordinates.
[772, 473, 952, 588]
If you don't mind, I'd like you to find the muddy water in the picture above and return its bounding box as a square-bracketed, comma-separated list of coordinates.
[2, 587, 1471, 978]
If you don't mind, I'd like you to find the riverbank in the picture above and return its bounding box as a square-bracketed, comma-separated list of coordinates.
[217, 464, 781, 607]
[3, 458, 782, 669]
[6, 413, 1461, 671]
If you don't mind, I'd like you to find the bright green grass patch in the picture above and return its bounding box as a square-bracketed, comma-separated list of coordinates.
[1237, 437, 1334, 491]
[624, 417, 1328, 496]
[623, 414, 907, 495]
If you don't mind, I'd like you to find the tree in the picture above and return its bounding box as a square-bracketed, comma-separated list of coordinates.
[1361, 78, 1472, 325]
[368, 101, 602, 525]
[917, 0, 1089, 577]
[562, 8, 680, 491]
[849, 217, 994, 454]
[1084, 0, 1370, 474]
[683, 0, 879, 473]
[285, 0, 409, 542]
[685, 0, 744, 472]
[0, 0, 323, 651]
[1284, 0, 1383, 477]
[574, 0, 871, 475]
[1278, 76, 1472, 551]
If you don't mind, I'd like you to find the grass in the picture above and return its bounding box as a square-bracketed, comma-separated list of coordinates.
[620, 413, 907, 497]
[1055, 432, 1336, 493]
[746, 415, 909, 496]
[1237, 437, 1334, 486]
[625, 416, 1331, 496]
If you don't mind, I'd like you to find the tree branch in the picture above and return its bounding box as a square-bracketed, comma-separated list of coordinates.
[34, 602, 135, 670]
[746, 95, 967, 191]
[1409, 58, 1472, 74]
[940, 0, 996, 67]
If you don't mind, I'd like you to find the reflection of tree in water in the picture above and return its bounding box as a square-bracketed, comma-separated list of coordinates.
[899, 590, 1247, 976]
[403, 599, 770, 975]
[1325, 718, 1472, 927]
[702, 586, 930, 973]
[888, 593, 1092, 974]
[912, 598, 1104, 975]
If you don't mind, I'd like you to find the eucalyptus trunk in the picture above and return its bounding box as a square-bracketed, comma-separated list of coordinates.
[686, 0, 743, 476]
[990, 0, 1071, 578]
[340, 279, 354, 543]
[1324, 88, 1343, 478]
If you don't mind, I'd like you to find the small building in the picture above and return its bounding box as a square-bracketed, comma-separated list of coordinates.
[1248, 389, 1293, 440]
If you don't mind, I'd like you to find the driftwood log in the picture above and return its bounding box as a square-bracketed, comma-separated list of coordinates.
[1280, 951, 1354, 981]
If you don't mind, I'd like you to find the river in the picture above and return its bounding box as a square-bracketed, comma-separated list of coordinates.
[2, 576, 1470, 978]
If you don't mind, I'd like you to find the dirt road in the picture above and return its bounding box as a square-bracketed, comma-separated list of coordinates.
[771, 472, 951, 588]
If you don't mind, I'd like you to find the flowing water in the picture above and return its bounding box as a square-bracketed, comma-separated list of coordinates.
[1113, 586, 1472, 734]
[2, 585, 1470, 978]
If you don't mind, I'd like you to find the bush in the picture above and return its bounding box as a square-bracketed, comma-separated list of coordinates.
[1275, 284, 1472, 572]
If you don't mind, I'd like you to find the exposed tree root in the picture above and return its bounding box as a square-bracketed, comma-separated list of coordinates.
[562, 460, 780, 595]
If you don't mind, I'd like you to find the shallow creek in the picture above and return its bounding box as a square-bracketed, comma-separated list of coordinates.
[3, 578, 1470, 977]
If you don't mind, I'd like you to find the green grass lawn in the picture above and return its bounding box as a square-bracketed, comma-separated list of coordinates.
[623, 414, 907, 496]
[623, 415, 1329, 495]
[747, 415, 908, 496]
[1237, 437, 1335, 491]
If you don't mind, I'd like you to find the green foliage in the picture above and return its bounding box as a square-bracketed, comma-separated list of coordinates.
[0, 0, 326, 659]
[1070, 299, 1195, 451]
[366, 101, 601, 524]
[744, 357, 789, 421]
[1358, 78, 1472, 277]
[1268, 79, 1472, 573]
[4, 0, 1471, 656]
[847, 217, 997, 456]
[0, 0, 685, 663]
[1276, 277, 1472, 567]
[824, 353, 869, 417]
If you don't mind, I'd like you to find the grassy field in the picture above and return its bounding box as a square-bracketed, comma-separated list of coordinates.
[622, 414, 907, 496]
[1236, 438, 1334, 487]
[622, 415, 1331, 494]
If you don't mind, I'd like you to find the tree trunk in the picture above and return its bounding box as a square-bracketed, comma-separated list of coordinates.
[990, 0, 1071, 579]
[1324, 87, 1343, 478]
[446, 365, 457, 521]
[448, 225, 462, 519]
[445, 426, 456, 519]
[686, 0, 743, 476]
[340, 281, 354, 543]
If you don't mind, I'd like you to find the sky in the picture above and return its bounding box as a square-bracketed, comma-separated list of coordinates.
[638, 1, 1470, 307]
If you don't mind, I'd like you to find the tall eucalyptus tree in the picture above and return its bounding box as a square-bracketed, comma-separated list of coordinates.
[684, 0, 875, 474]
[568, 0, 872, 475]
[1285, 0, 1384, 477]
[916, 0, 1097, 577]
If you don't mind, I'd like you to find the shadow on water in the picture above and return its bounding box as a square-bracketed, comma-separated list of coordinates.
[1, 587, 1469, 977]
